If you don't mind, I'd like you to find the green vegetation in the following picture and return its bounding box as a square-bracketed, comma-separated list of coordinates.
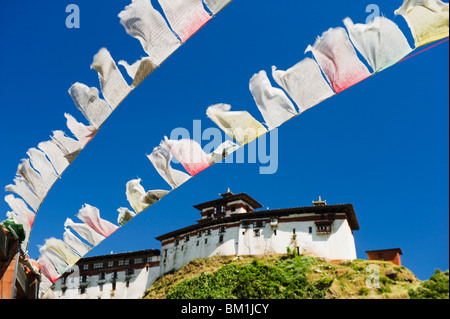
[408, 269, 449, 299]
[142, 255, 447, 299]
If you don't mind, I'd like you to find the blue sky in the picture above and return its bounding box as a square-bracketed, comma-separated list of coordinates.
[0, 0, 448, 281]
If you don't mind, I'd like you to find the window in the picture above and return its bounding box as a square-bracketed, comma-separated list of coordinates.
[99, 272, 106, 280]
[273, 229, 277, 236]
[146, 256, 153, 263]
[309, 227, 312, 234]
[219, 226, 226, 233]
[118, 260, 124, 266]
[316, 223, 332, 235]
[254, 229, 261, 237]
[93, 263, 103, 269]
[83, 264, 89, 270]
[221, 206, 226, 213]
[231, 206, 236, 212]
[124, 260, 129, 266]
[205, 238, 208, 244]
[80, 275, 88, 283]
[254, 221, 266, 228]
[196, 240, 200, 246]
[241, 221, 251, 229]
[108, 261, 114, 267]
[197, 231, 202, 238]
[205, 229, 211, 236]
[175, 238, 180, 246]
[126, 268, 134, 276]
[293, 228, 296, 234]
[135, 258, 143, 264]
[219, 235, 224, 243]
[185, 235, 190, 242]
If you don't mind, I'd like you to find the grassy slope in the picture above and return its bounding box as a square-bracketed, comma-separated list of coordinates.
[143, 255, 422, 299]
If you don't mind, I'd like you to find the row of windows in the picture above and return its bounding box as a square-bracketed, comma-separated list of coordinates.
[81, 256, 156, 270]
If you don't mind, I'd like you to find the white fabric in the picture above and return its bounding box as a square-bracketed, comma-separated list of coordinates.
[38, 140, 70, 176]
[344, 17, 414, 73]
[162, 137, 211, 176]
[209, 140, 240, 164]
[147, 146, 191, 189]
[63, 228, 92, 257]
[5, 176, 41, 212]
[4, 195, 35, 230]
[51, 130, 82, 163]
[45, 238, 80, 266]
[206, 103, 268, 146]
[64, 218, 105, 247]
[64, 113, 97, 148]
[117, 207, 136, 226]
[395, 0, 449, 48]
[26, 148, 59, 189]
[118, 57, 156, 88]
[272, 58, 335, 113]
[158, 0, 212, 42]
[38, 256, 61, 284]
[68, 83, 113, 129]
[126, 179, 151, 213]
[91, 48, 132, 109]
[77, 204, 119, 238]
[16, 158, 48, 201]
[141, 189, 170, 206]
[249, 70, 298, 130]
[204, 0, 232, 15]
[305, 27, 372, 93]
[119, 0, 181, 66]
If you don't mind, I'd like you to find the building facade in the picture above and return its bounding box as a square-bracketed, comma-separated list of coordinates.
[157, 191, 360, 275]
[366, 248, 403, 266]
[48, 249, 160, 299]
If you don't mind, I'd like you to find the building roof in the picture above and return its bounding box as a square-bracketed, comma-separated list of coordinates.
[156, 203, 359, 241]
[76, 249, 160, 264]
[193, 192, 263, 211]
[365, 248, 403, 255]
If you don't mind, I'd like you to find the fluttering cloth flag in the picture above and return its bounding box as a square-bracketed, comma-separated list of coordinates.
[204, 0, 233, 15]
[26, 148, 59, 190]
[305, 27, 372, 93]
[77, 204, 119, 238]
[45, 238, 80, 266]
[117, 207, 136, 226]
[249, 70, 298, 130]
[64, 218, 106, 247]
[39, 245, 69, 275]
[63, 228, 92, 257]
[51, 130, 82, 163]
[162, 137, 212, 176]
[272, 58, 335, 114]
[209, 140, 240, 164]
[38, 255, 61, 284]
[16, 158, 48, 202]
[119, 0, 181, 66]
[91, 48, 132, 110]
[344, 17, 414, 73]
[69, 83, 113, 130]
[395, 0, 449, 48]
[148, 146, 191, 189]
[119, 57, 157, 88]
[64, 113, 97, 148]
[38, 140, 70, 176]
[126, 179, 169, 213]
[157, 0, 212, 42]
[5, 177, 41, 213]
[206, 104, 268, 146]
[5, 195, 35, 249]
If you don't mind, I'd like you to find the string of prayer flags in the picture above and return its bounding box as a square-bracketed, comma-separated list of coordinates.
[162, 137, 212, 176]
[206, 104, 268, 146]
[305, 27, 372, 93]
[157, 0, 212, 42]
[148, 146, 191, 189]
[64, 113, 97, 148]
[204, 0, 233, 15]
[91, 48, 132, 110]
[395, 0, 449, 48]
[37, 140, 70, 176]
[77, 204, 119, 238]
[5, 177, 42, 213]
[249, 70, 298, 130]
[64, 218, 106, 247]
[38, 255, 61, 284]
[39, 245, 69, 275]
[118, 0, 181, 67]
[5, 195, 35, 249]
[119, 57, 157, 89]
[272, 58, 335, 114]
[209, 140, 240, 165]
[343, 17, 413, 73]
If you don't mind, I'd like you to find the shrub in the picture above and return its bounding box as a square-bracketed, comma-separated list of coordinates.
[409, 269, 449, 299]
[358, 287, 370, 296]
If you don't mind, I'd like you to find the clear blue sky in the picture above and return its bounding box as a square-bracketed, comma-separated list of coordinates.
[0, 0, 448, 281]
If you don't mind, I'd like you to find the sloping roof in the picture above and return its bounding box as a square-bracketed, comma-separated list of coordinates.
[156, 203, 359, 241]
[193, 192, 263, 210]
[365, 248, 403, 255]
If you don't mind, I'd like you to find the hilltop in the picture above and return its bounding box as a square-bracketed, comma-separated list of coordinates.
[142, 254, 446, 299]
